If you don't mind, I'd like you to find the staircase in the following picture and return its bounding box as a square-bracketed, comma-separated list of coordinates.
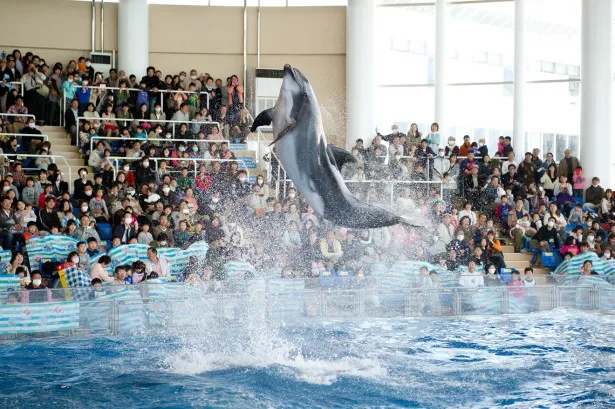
[501, 243, 550, 284]
[40, 126, 91, 188]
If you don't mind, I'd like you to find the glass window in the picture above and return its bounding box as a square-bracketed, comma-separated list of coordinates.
[375, 86, 435, 135]
[447, 2, 515, 84]
[555, 134, 567, 161]
[542, 133, 555, 159]
[525, 82, 581, 154]
[526, 0, 581, 81]
[376, 5, 435, 85]
[446, 84, 513, 151]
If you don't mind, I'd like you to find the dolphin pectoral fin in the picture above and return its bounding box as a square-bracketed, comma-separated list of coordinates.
[250, 108, 274, 132]
[399, 215, 424, 228]
[327, 145, 357, 171]
[269, 120, 296, 146]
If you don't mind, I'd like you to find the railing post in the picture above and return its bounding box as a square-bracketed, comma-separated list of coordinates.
[111, 300, 119, 335]
[502, 288, 509, 314]
[453, 289, 461, 316]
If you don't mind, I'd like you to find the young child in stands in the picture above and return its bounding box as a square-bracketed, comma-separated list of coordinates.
[23, 221, 40, 241]
[137, 223, 154, 245]
[567, 203, 584, 226]
[507, 270, 525, 298]
[133, 125, 147, 141]
[16, 201, 36, 226]
[86, 237, 101, 257]
[61, 208, 80, 230]
[572, 166, 585, 198]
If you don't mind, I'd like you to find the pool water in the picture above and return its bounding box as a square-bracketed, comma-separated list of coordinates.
[0, 309, 614, 409]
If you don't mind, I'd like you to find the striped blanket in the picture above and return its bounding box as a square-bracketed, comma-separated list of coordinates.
[552, 252, 615, 279]
[0, 302, 79, 334]
[26, 235, 79, 269]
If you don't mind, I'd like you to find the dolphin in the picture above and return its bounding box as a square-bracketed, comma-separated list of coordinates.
[251, 64, 412, 229]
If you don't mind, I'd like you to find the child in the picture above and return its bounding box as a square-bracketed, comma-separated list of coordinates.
[77, 241, 91, 267]
[507, 270, 525, 299]
[23, 222, 40, 241]
[109, 236, 122, 250]
[86, 237, 101, 257]
[21, 178, 38, 206]
[567, 203, 584, 226]
[90, 278, 106, 299]
[497, 136, 505, 156]
[572, 166, 585, 198]
[136, 81, 148, 110]
[133, 125, 147, 141]
[186, 82, 200, 118]
[495, 195, 512, 225]
[62, 209, 80, 229]
[137, 223, 153, 245]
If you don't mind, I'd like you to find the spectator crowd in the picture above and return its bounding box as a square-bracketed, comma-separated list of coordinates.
[1, 49, 615, 304]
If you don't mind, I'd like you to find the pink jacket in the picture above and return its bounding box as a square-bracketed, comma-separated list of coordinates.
[572, 174, 585, 190]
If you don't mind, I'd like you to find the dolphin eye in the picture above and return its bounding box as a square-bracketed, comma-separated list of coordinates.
[302, 92, 308, 98]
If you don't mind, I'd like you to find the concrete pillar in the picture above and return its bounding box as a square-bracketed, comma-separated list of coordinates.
[513, 0, 526, 160]
[580, 0, 614, 188]
[346, 0, 376, 149]
[435, 0, 447, 135]
[118, 0, 149, 78]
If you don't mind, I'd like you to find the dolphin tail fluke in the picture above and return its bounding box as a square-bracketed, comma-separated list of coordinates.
[250, 108, 274, 132]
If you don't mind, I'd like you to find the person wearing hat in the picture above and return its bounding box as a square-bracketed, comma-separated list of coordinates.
[517, 152, 538, 187]
[463, 163, 485, 208]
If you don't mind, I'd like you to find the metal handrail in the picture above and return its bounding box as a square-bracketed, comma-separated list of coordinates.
[7, 81, 24, 96]
[0, 112, 36, 122]
[0, 133, 49, 142]
[0, 153, 72, 184]
[107, 156, 250, 182]
[89, 136, 232, 154]
[76, 116, 221, 146]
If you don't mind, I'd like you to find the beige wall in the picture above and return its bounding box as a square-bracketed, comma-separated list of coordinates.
[0, 0, 346, 144]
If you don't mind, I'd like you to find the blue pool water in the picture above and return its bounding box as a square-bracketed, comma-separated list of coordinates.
[1, 309, 614, 409]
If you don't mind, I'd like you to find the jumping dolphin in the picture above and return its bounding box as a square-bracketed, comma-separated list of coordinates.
[251, 64, 412, 229]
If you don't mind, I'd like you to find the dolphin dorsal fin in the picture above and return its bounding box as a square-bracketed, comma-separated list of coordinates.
[327, 145, 357, 171]
[250, 108, 274, 132]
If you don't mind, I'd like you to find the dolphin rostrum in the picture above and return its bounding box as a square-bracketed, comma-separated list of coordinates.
[252, 64, 413, 229]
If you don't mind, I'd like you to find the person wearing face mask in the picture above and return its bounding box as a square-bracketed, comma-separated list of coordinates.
[252, 174, 269, 198]
[432, 147, 449, 181]
[116, 212, 137, 244]
[135, 157, 156, 186]
[529, 217, 560, 264]
[444, 136, 459, 158]
[232, 170, 251, 199]
[150, 104, 166, 129]
[483, 264, 501, 287]
[73, 167, 93, 201]
[448, 231, 471, 264]
[21, 271, 52, 303]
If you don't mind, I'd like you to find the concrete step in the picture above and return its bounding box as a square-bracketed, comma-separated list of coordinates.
[503, 253, 533, 262]
[501, 245, 514, 253]
[40, 126, 65, 132]
[505, 260, 533, 270]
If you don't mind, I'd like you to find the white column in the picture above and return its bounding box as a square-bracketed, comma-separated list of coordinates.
[581, 0, 614, 188]
[346, 0, 376, 149]
[435, 0, 447, 134]
[512, 0, 526, 160]
[118, 0, 149, 78]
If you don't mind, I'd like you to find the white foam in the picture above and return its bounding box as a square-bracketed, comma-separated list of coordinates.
[165, 327, 386, 385]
